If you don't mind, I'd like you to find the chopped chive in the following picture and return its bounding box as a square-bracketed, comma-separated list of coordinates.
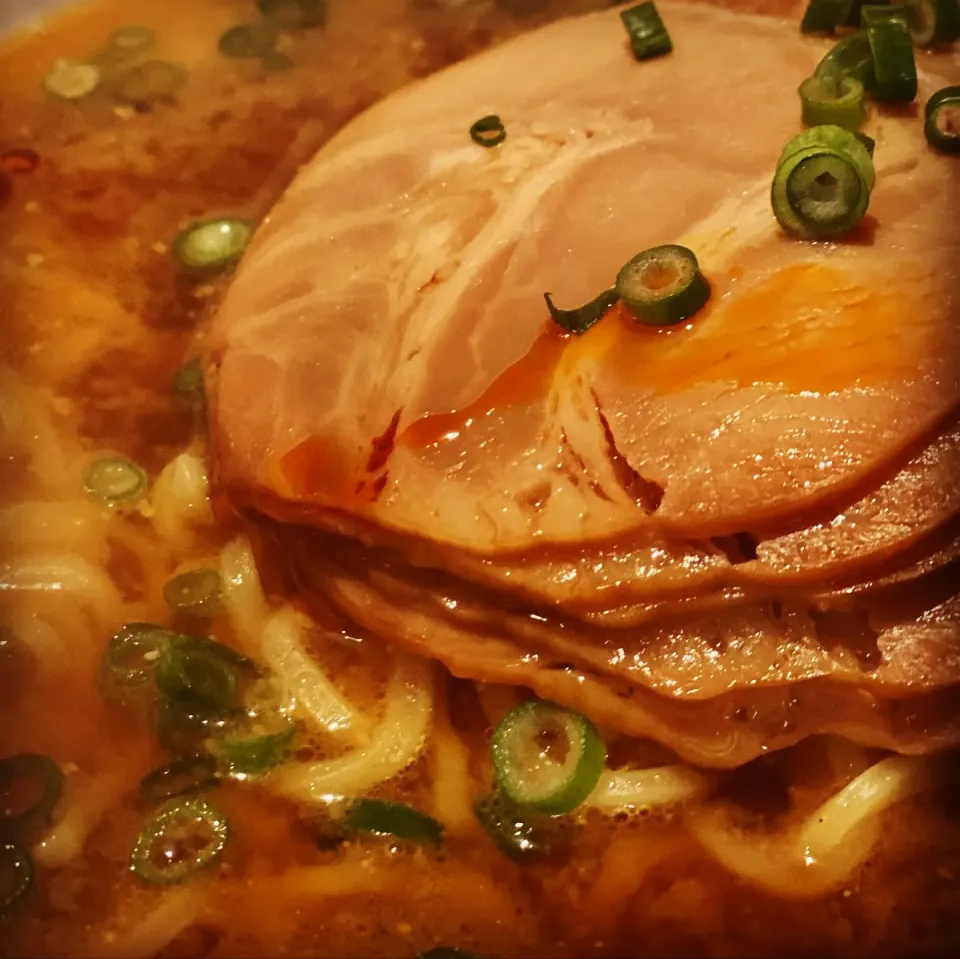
[473, 789, 572, 863]
[800, 0, 854, 33]
[924, 85, 960, 154]
[900, 0, 960, 45]
[138, 755, 219, 804]
[469, 115, 506, 147]
[491, 700, 606, 814]
[172, 358, 205, 412]
[866, 13, 917, 102]
[772, 125, 875, 239]
[337, 798, 444, 845]
[216, 723, 296, 778]
[0, 842, 33, 914]
[0, 754, 64, 839]
[615, 245, 711, 327]
[799, 75, 866, 129]
[130, 797, 228, 884]
[155, 643, 239, 714]
[83, 456, 147, 506]
[544, 289, 619, 336]
[102, 622, 174, 691]
[114, 60, 188, 108]
[163, 569, 222, 619]
[815, 31, 877, 91]
[172, 218, 252, 275]
[218, 22, 280, 59]
[620, 1, 673, 60]
[44, 60, 100, 99]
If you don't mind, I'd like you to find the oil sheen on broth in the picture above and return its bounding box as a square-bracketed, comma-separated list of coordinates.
[1, 1, 960, 958]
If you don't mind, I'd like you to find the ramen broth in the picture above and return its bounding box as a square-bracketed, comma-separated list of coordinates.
[1, 0, 960, 957]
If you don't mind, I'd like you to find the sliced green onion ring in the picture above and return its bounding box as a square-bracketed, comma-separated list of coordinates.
[0, 754, 64, 838]
[163, 569, 222, 619]
[799, 75, 866, 130]
[156, 701, 233, 755]
[155, 643, 240, 714]
[469, 115, 506, 148]
[83, 456, 147, 506]
[258, 0, 328, 29]
[861, 4, 910, 26]
[772, 126, 875, 239]
[473, 790, 571, 862]
[544, 289, 619, 336]
[109, 26, 156, 52]
[139, 755, 219, 804]
[172, 357, 205, 411]
[615, 245, 711, 328]
[801, 0, 854, 33]
[218, 22, 280, 59]
[130, 797, 228, 884]
[0, 842, 33, 914]
[815, 31, 876, 90]
[172, 217, 253, 274]
[899, 0, 960, 45]
[924, 85, 960, 154]
[114, 60, 188, 108]
[216, 723, 296, 778]
[103, 622, 174, 690]
[620, 1, 673, 60]
[44, 59, 100, 99]
[336, 798, 444, 845]
[491, 700, 606, 814]
[866, 14, 917, 102]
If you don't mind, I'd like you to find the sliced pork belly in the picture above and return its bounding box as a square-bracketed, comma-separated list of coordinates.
[208, 1, 960, 555]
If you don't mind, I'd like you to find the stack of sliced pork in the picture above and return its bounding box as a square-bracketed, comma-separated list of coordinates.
[205, 1, 960, 766]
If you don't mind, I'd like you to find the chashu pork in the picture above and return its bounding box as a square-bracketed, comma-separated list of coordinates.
[208, 0, 960, 765]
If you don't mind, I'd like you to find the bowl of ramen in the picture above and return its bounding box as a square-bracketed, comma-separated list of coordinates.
[1, 0, 959, 956]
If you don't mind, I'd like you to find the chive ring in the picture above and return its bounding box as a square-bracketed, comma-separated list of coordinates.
[469, 115, 506, 148]
[84, 456, 147, 506]
[172, 218, 252, 274]
[814, 31, 876, 91]
[491, 700, 606, 814]
[163, 569, 223, 619]
[0, 754, 64, 838]
[138, 755, 219, 805]
[866, 14, 917, 103]
[924, 86, 960, 155]
[799, 75, 865, 130]
[620, 1, 673, 61]
[615, 244, 711, 327]
[44, 60, 100, 100]
[900, 0, 960, 45]
[130, 797, 229, 884]
[108, 26, 156, 53]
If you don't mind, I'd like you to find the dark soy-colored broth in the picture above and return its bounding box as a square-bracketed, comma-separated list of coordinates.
[1, 1, 960, 957]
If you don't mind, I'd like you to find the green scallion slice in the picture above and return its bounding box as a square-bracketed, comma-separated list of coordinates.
[43, 59, 100, 99]
[103, 622, 174, 691]
[218, 22, 280, 59]
[336, 798, 444, 845]
[801, 0, 854, 32]
[163, 569, 222, 619]
[114, 60, 188, 108]
[130, 797, 228, 884]
[620, 1, 673, 60]
[815, 31, 877, 90]
[491, 700, 606, 814]
[155, 643, 240, 714]
[84, 456, 147, 506]
[866, 14, 917, 101]
[615, 245, 711, 327]
[473, 790, 571, 863]
[899, 0, 960, 45]
[861, 3, 909, 25]
[0, 754, 63, 838]
[216, 723, 296, 778]
[108, 25, 156, 53]
[544, 289, 619, 336]
[156, 701, 233, 755]
[257, 0, 328, 29]
[172, 357, 205, 411]
[172, 217, 252, 274]
[799, 75, 866, 129]
[0, 842, 33, 914]
[469, 115, 506, 148]
[139, 755, 219, 804]
[772, 125, 875, 239]
[924, 86, 960, 154]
